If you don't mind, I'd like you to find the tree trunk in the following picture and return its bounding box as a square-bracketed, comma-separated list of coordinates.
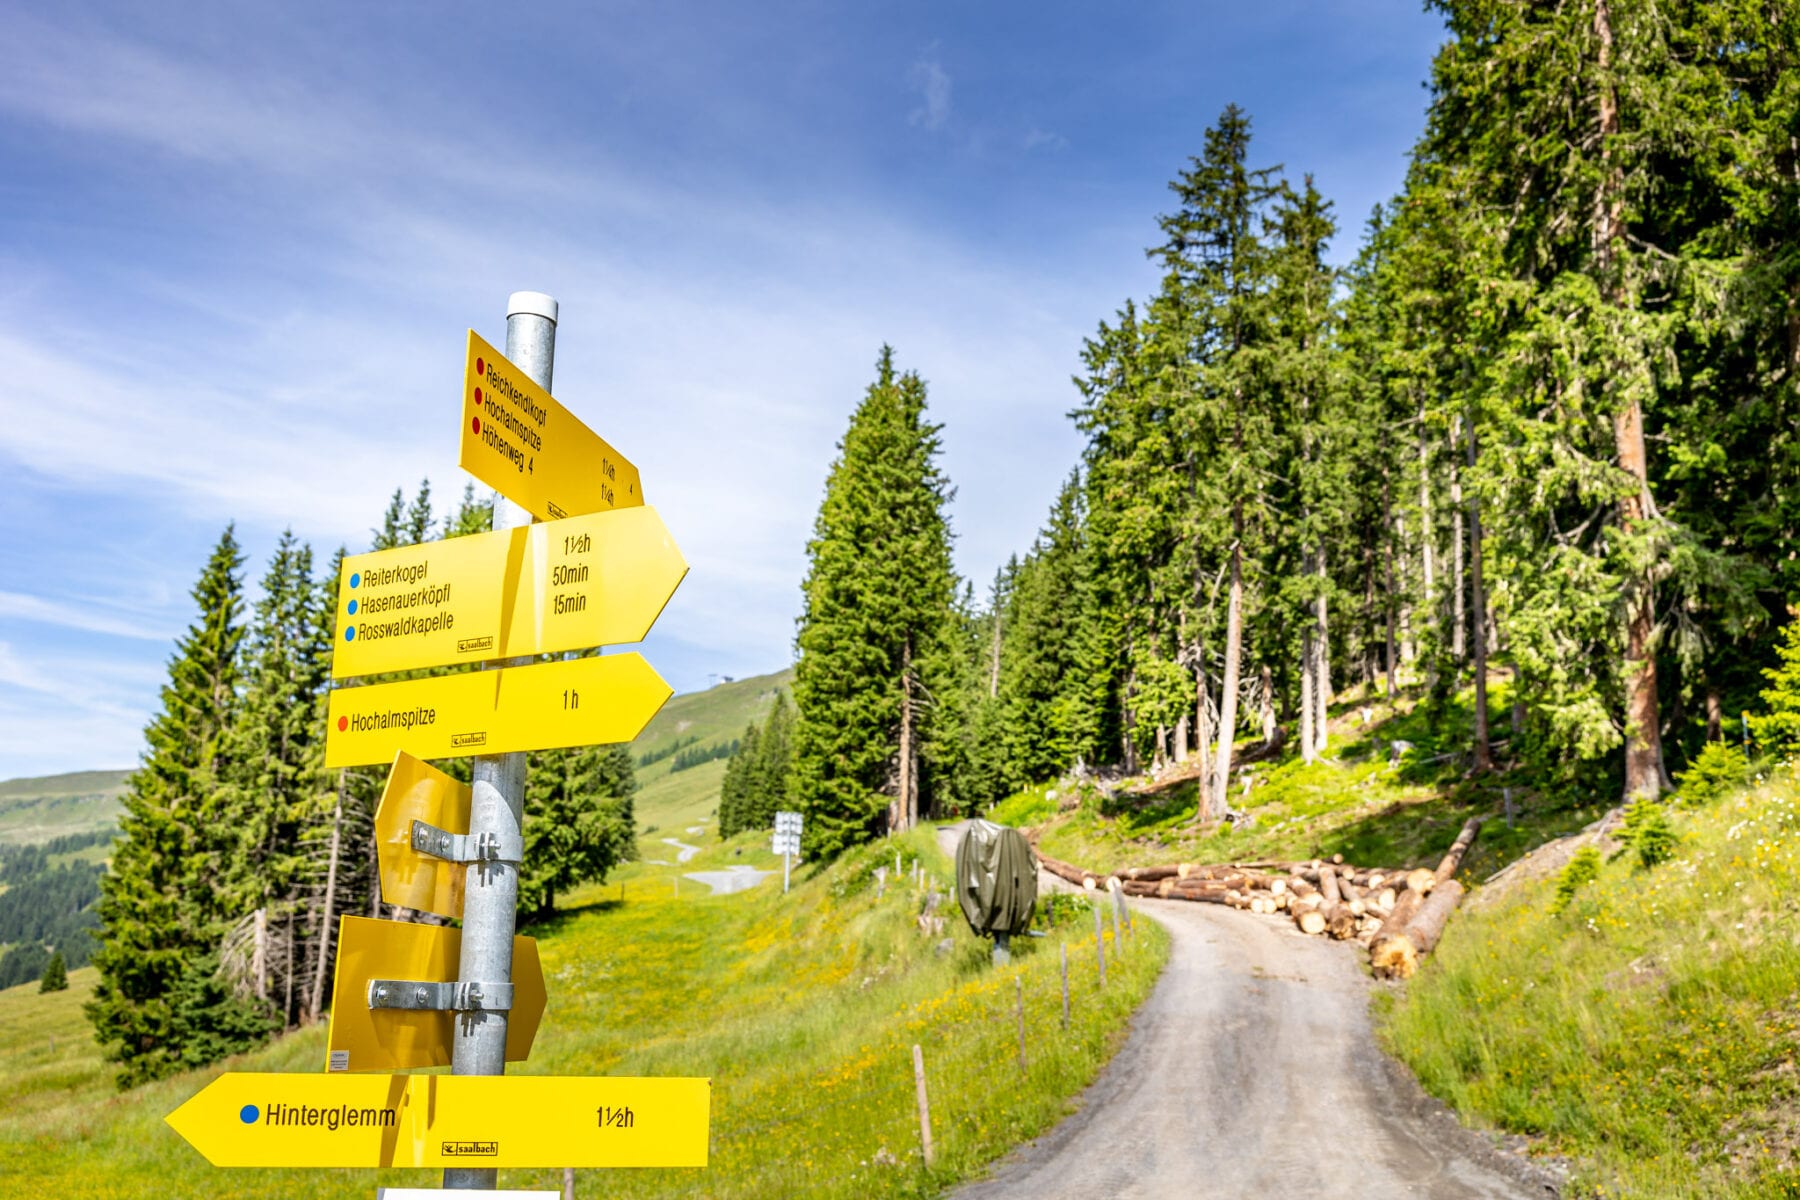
[1383, 471, 1399, 700]
[1211, 528, 1244, 820]
[1417, 401, 1435, 629]
[1705, 688, 1723, 742]
[897, 638, 915, 833]
[1450, 434, 1466, 663]
[1300, 632, 1317, 764]
[309, 780, 344, 1022]
[252, 908, 268, 1001]
[1314, 546, 1330, 750]
[1259, 664, 1276, 748]
[1194, 669, 1216, 808]
[1594, 0, 1664, 801]
[283, 912, 296, 1029]
[1468, 421, 1492, 773]
[1434, 817, 1483, 884]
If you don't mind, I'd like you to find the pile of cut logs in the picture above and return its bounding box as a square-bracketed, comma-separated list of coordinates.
[1033, 816, 1482, 980]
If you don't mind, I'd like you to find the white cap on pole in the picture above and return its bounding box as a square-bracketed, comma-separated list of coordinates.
[507, 291, 559, 324]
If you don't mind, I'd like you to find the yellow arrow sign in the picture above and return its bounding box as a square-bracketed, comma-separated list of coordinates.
[374, 753, 469, 920]
[324, 652, 671, 768]
[165, 1072, 711, 1168]
[325, 916, 545, 1073]
[460, 329, 643, 522]
[332, 505, 686, 679]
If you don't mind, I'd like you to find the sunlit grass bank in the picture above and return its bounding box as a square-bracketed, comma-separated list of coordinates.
[1027, 683, 1619, 881]
[0, 825, 1165, 1199]
[1381, 768, 1800, 1198]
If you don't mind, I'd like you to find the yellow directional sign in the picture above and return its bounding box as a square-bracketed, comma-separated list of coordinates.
[324, 652, 671, 768]
[374, 753, 470, 920]
[460, 329, 644, 522]
[166, 1072, 711, 1168]
[332, 505, 686, 679]
[325, 916, 545, 1073]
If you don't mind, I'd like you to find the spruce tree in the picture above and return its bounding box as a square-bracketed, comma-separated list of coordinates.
[745, 692, 794, 830]
[717, 720, 762, 838]
[791, 348, 959, 856]
[519, 743, 638, 918]
[87, 526, 273, 1087]
[1001, 473, 1090, 784]
[39, 949, 67, 993]
[216, 531, 333, 1026]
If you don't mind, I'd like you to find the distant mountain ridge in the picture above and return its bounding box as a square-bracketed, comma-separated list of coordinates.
[0, 770, 131, 846]
[0, 668, 794, 847]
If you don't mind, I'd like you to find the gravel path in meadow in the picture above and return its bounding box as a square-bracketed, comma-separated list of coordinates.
[935, 824, 1559, 1199]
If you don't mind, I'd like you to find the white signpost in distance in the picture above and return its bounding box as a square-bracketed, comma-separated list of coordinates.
[772, 810, 802, 894]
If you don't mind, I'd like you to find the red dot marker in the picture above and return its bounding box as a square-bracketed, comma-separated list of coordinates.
[476, 357, 485, 376]
[472, 417, 481, 434]
[474, 387, 483, 405]
[337, 716, 348, 732]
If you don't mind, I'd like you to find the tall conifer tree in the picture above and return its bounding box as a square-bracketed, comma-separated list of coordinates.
[87, 527, 274, 1087]
[791, 348, 958, 855]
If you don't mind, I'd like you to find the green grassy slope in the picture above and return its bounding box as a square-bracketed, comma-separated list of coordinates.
[1026, 681, 1604, 881]
[1381, 768, 1800, 1199]
[0, 770, 130, 845]
[630, 667, 793, 834]
[0, 825, 1165, 1199]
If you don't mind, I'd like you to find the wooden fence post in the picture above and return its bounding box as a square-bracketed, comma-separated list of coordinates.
[1060, 943, 1070, 1029]
[1015, 976, 1027, 1074]
[912, 1043, 934, 1167]
[1093, 898, 1107, 987]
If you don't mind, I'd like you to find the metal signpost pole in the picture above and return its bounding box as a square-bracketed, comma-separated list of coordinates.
[444, 291, 557, 1190]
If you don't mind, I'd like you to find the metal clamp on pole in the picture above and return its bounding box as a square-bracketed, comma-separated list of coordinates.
[366, 979, 517, 1012]
[410, 819, 523, 864]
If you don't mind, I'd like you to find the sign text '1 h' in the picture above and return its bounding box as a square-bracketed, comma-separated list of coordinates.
[166, 1073, 711, 1168]
[460, 329, 643, 523]
[324, 651, 671, 767]
[332, 505, 686, 679]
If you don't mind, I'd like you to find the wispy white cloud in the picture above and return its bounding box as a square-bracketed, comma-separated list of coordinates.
[908, 56, 953, 131]
[1025, 127, 1069, 152]
[0, 592, 174, 642]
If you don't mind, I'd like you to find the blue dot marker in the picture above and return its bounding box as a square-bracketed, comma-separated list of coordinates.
[239, 1104, 259, 1124]
[347, 599, 358, 616]
[350, 572, 361, 588]
[345, 627, 356, 642]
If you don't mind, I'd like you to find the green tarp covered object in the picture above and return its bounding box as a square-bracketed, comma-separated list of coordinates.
[955, 820, 1038, 938]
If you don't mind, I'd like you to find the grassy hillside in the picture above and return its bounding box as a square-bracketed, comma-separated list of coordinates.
[0, 770, 130, 845]
[0, 823, 1164, 1199]
[1381, 766, 1800, 1199]
[1000, 678, 1800, 1196]
[630, 667, 793, 834]
[1023, 681, 1603, 882]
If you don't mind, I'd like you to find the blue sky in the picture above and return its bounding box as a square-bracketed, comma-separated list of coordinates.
[0, 1, 1445, 779]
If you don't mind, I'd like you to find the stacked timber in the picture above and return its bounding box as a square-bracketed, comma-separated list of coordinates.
[1028, 815, 1485, 976]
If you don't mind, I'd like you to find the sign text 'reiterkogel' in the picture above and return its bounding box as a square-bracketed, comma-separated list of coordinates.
[332, 506, 686, 678]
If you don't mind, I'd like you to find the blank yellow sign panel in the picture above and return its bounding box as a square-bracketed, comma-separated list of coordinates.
[374, 753, 469, 920]
[325, 916, 545, 1073]
[166, 1072, 711, 1168]
[324, 652, 672, 767]
[331, 505, 688, 679]
[459, 329, 644, 523]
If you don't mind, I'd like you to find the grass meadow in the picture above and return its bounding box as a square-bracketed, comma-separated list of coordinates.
[0, 824, 1166, 1199]
[1028, 680, 1621, 883]
[1381, 766, 1800, 1198]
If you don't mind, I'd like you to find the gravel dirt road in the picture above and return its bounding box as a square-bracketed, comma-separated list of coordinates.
[937, 824, 1559, 1198]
